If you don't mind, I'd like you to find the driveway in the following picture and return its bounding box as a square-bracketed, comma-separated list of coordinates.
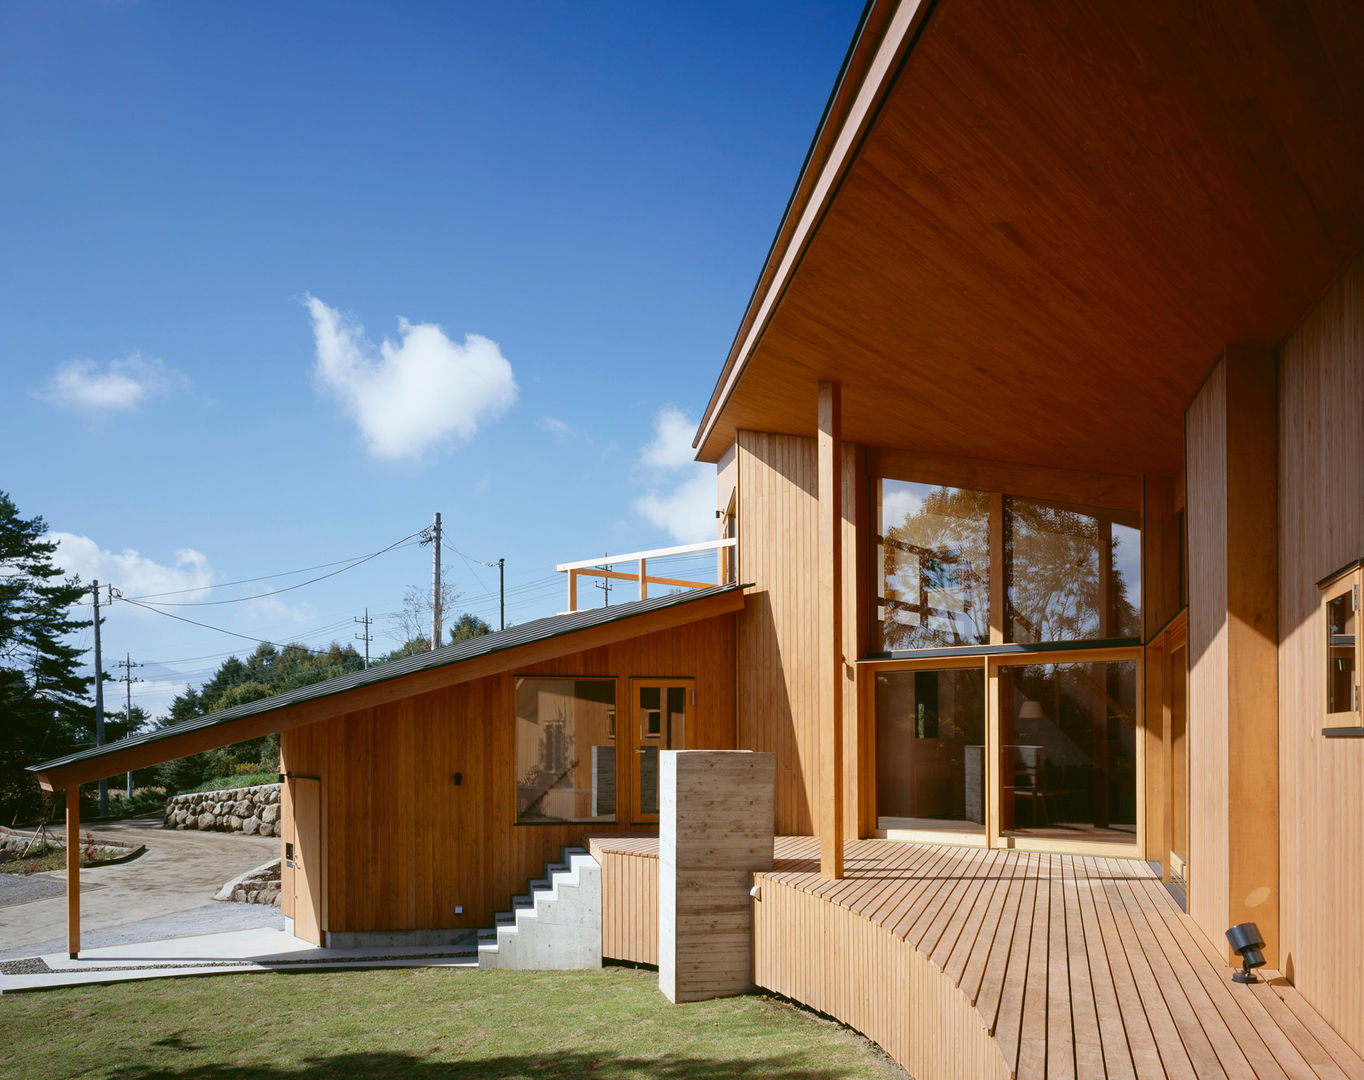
[0, 816, 278, 958]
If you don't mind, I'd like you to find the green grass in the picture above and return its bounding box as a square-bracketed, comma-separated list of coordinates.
[0, 966, 907, 1080]
[186, 772, 278, 793]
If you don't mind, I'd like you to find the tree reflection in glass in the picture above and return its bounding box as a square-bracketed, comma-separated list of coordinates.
[1004, 498, 1140, 644]
[878, 481, 990, 650]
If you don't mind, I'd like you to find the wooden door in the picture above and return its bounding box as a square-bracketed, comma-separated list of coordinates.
[288, 776, 323, 946]
[628, 679, 692, 824]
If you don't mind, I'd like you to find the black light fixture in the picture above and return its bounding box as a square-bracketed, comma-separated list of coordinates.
[1225, 922, 1266, 983]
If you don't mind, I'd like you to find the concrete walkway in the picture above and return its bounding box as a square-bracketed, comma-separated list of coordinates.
[0, 815, 277, 957]
[0, 926, 478, 993]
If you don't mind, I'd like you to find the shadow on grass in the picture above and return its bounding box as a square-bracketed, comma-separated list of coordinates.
[105, 1050, 852, 1079]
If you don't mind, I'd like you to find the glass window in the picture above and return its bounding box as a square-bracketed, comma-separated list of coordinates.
[875, 666, 986, 835]
[1327, 584, 1358, 715]
[997, 660, 1138, 843]
[877, 480, 991, 650]
[1004, 497, 1140, 643]
[515, 678, 616, 824]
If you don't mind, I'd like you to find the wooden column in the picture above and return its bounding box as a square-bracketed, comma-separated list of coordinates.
[1224, 347, 1279, 965]
[1187, 346, 1279, 966]
[818, 381, 844, 879]
[66, 785, 80, 959]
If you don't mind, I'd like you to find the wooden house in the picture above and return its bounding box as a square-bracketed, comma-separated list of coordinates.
[30, 0, 1364, 1073]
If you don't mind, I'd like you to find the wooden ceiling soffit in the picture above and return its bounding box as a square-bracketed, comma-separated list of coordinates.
[33, 588, 746, 792]
[697, 0, 1364, 477]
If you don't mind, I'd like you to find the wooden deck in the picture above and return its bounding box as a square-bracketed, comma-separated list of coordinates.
[592, 836, 1364, 1080]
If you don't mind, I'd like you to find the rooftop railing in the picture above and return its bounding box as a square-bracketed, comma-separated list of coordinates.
[555, 537, 737, 613]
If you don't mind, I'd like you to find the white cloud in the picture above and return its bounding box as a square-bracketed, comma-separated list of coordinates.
[48, 533, 216, 601]
[632, 407, 714, 544]
[306, 295, 518, 460]
[35, 352, 186, 411]
[638, 405, 697, 470]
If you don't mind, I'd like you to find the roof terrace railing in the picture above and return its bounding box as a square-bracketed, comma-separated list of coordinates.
[555, 537, 738, 613]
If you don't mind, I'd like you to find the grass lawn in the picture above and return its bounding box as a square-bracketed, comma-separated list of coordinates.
[0, 966, 909, 1080]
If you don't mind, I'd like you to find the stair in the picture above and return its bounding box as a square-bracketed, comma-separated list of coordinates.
[478, 847, 602, 970]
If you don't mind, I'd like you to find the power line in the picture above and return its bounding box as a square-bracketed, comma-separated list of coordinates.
[118, 596, 288, 647]
[119, 538, 426, 601]
[125, 531, 425, 607]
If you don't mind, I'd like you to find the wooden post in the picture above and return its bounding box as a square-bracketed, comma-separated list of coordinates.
[66, 785, 80, 958]
[818, 381, 844, 879]
[567, 569, 578, 613]
[639, 558, 648, 602]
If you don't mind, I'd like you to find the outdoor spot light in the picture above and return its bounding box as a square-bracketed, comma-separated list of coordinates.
[1225, 922, 1266, 983]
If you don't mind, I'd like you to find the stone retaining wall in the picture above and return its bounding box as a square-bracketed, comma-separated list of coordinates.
[164, 782, 281, 837]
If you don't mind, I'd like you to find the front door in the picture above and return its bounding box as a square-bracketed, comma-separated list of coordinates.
[287, 776, 323, 946]
[630, 680, 691, 823]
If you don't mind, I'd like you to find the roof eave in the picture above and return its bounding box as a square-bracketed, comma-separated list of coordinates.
[692, 0, 932, 462]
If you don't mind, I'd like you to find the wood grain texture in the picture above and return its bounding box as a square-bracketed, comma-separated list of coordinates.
[1187, 358, 1231, 953]
[818, 383, 844, 878]
[278, 615, 737, 934]
[735, 431, 861, 840]
[748, 837, 1360, 1079]
[658, 751, 775, 1003]
[1187, 350, 1281, 966]
[590, 837, 659, 965]
[700, 0, 1364, 474]
[1278, 253, 1364, 1057]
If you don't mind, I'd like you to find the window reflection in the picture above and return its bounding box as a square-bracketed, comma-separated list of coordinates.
[1004, 497, 1140, 643]
[877, 481, 990, 650]
[998, 660, 1137, 843]
[875, 667, 986, 835]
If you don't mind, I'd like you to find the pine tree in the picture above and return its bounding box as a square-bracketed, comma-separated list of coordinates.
[0, 491, 92, 824]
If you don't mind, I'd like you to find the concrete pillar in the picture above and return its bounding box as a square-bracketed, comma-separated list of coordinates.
[659, 750, 775, 1003]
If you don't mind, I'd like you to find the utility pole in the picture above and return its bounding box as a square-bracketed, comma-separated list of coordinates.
[594, 552, 612, 608]
[92, 580, 107, 818]
[497, 557, 505, 630]
[354, 608, 372, 668]
[115, 654, 142, 797]
[430, 512, 443, 650]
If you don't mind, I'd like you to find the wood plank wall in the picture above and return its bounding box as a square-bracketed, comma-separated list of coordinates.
[1278, 253, 1364, 1057]
[278, 614, 736, 934]
[753, 876, 1010, 1080]
[735, 430, 859, 838]
[590, 839, 659, 965]
[1186, 360, 1231, 947]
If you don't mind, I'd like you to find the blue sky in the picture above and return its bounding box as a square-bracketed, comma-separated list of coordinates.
[1, 1, 860, 718]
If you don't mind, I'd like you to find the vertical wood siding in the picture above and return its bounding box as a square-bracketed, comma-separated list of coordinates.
[590, 838, 660, 965]
[278, 614, 735, 934]
[736, 431, 859, 837]
[1186, 361, 1231, 949]
[1278, 254, 1364, 1056]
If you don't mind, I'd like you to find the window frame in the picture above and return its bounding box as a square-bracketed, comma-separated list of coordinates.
[1320, 562, 1364, 736]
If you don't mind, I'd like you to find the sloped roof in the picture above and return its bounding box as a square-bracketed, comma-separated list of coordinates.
[31, 583, 745, 789]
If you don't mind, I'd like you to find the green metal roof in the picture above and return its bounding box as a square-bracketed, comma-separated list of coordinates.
[31, 583, 743, 775]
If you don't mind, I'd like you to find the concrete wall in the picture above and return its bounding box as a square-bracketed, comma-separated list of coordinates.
[659, 750, 775, 1004]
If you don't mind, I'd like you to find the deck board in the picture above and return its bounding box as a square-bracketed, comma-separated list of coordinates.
[591, 835, 1364, 1079]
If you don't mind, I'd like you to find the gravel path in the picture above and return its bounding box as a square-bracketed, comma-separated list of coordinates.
[0, 872, 75, 908]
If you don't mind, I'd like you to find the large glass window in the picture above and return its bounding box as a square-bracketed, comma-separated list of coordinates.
[875, 666, 986, 836]
[515, 678, 616, 824]
[997, 659, 1137, 843]
[877, 481, 991, 650]
[1004, 497, 1140, 643]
